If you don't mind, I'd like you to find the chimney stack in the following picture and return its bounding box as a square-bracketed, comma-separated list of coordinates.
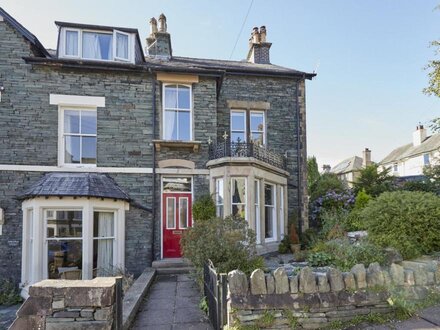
[362, 148, 371, 168]
[247, 26, 272, 64]
[322, 164, 331, 173]
[146, 13, 172, 58]
[412, 124, 427, 146]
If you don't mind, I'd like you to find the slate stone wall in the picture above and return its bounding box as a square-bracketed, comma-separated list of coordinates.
[227, 259, 440, 329]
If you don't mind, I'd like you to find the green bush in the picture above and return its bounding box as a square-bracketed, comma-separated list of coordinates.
[320, 209, 349, 239]
[278, 236, 291, 254]
[307, 252, 334, 267]
[360, 191, 440, 259]
[192, 194, 216, 222]
[344, 190, 373, 231]
[181, 216, 264, 282]
[0, 279, 22, 305]
[310, 173, 344, 202]
[311, 238, 386, 271]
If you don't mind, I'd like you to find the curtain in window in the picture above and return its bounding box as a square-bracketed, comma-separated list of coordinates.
[83, 33, 112, 60]
[96, 212, 113, 276]
[65, 31, 78, 56]
[116, 33, 128, 59]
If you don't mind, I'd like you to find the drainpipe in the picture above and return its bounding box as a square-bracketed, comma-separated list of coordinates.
[151, 70, 157, 262]
[295, 78, 303, 238]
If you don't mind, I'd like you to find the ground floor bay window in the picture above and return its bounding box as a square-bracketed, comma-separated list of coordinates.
[21, 197, 127, 296]
[208, 162, 288, 253]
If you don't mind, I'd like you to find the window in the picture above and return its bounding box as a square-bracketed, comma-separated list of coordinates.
[215, 178, 224, 218]
[166, 197, 176, 229]
[93, 212, 115, 276]
[163, 84, 192, 141]
[46, 210, 83, 279]
[179, 198, 189, 228]
[279, 187, 285, 238]
[230, 109, 266, 144]
[21, 198, 127, 290]
[424, 154, 430, 166]
[264, 183, 276, 241]
[231, 178, 246, 219]
[231, 110, 246, 143]
[61, 28, 132, 62]
[393, 163, 398, 172]
[62, 108, 97, 165]
[255, 179, 261, 243]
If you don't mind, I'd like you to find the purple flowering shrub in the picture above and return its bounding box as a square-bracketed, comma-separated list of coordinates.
[309, 190, 355, 228]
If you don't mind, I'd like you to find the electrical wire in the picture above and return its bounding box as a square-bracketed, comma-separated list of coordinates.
[229, 0, 254, 60]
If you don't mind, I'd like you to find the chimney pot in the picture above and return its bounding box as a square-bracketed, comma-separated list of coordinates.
[149, 17, 158, 36]
[158, 13, 167, 32]
[259, 26, 267, 42]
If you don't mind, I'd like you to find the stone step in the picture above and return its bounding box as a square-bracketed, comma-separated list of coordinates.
[156, 267, 193, 275]
[152, 258, 191, 269]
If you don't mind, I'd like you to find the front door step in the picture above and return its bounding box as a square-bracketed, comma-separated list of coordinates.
[152, 258, 194, 274]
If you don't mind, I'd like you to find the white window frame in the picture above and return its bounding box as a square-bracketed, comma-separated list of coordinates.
[162, 84, 193, 141]
[59, 106, 97, 167]
[279, 186, 285, 239]
[20, 197, 127, 298]
[215, 178, 224, 218]
[231, 177, 247, 221]
[264, 183, 277, 242]
[92, 209, 117, 275]
[250, 110, 266, 145]
[59, 28, 134, 63]
[255, 179, 261, 244]
[230, 110, 247, 143]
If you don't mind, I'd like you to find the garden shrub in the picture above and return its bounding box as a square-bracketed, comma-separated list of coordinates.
[307, 252, 334, 267]
[0, 278, 22, 305]
[344, 189, 373, 231]
[309, 173, 344, 202]
[181, 216, 264, 282]
[311, 238, 385, 271]
[301, 228, 319, 248]
[278, 236, 291, 254]
[319, 209, 349, 239]
[192, 194, 216, 222]
[309, 190, 355, 228]
[360, 191, 440, 259]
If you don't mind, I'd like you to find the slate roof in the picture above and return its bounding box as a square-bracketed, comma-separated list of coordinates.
[331, 156, 363, 174]
[0, 7, 50, 57]
[20, 172, 131, 201]
[145, 56, 316, 79]
[380, 133, 440, 164]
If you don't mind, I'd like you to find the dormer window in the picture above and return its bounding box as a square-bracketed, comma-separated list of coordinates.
[60, 28, 133, 63]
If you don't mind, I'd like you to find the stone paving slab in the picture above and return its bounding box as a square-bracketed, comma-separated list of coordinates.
[0, 304, 20, 330]
[131, 274, 212, 330]
[420, 306, 440, 326]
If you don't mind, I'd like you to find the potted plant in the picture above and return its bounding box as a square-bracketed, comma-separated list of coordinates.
[289, 224, 301, 254]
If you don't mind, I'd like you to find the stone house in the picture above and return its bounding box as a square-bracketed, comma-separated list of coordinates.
[380, 125, 440, 177]
[330, 148, 371, 187]
[0, 7, 314, 295]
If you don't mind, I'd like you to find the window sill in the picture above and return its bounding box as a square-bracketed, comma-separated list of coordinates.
[60, 164, 97, 168]
[153, 140, 201, 153]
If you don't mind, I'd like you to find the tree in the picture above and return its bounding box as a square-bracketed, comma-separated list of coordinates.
[353, 164, 394, 197]
[307, 156, 320, 192]
[310, 173, 344, 202]
[424, 40, 440, 100]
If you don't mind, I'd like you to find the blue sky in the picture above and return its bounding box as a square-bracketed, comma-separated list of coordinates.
[2, 0, 439, 167]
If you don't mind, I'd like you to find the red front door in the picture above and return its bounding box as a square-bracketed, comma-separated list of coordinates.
[162, 193, 192, 258]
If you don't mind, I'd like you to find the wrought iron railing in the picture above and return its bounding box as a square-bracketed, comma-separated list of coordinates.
[208, 139, 287, 170]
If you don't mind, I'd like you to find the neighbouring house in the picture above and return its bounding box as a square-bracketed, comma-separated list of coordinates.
[0, 8, 315, 295]
[380, 125, 440, 177]
[330, 148, 372, 187]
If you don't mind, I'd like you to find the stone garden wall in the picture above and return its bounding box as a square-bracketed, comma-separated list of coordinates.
[227, 258, 440, 329]
[9, 277, 122, 330]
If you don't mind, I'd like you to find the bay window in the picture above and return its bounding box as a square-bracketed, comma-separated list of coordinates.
[215, 178, 224, 218]
[62, 108, 97, 166]
[231, 178, 246, 220]
[93, 212, 115, 276]
[163, 84, 192, 141]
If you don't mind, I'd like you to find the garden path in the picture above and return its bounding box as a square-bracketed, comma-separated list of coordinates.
[0, 304, 20, 330]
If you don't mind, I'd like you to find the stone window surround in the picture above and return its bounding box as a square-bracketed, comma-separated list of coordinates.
[58, 27, 135, 63]
[50, 94, 105, 168]
[209, 164, 287, 249]
[21, 197, 128, 298]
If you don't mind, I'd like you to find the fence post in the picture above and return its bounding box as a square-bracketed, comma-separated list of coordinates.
[115, 276, 123, 330]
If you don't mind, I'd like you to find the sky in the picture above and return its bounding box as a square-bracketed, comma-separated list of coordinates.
[1, 0, 439, 168]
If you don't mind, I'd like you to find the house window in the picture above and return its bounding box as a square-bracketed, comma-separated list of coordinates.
[93, 211, 115, 276]
[230, 109, 266, 144]
[62, 108, 97, 165]
[255, 179, 261, 243]
[215, 178, 224, 218]
[21, 198, 126, 290]
[279, 187, 285, 238]
[264, 183, 276, 241]
[424, 154, 430, 166]
[231, 110, 246, 143]
[163, 84, 192, 141]
[46, 210, 83, 279]
[393, 163, 398, 172]
[231, 178, 246, 219]
[61, 28, 132, 62]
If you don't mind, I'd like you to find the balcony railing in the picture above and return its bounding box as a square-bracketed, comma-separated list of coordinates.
[208, 139, 287, 171]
